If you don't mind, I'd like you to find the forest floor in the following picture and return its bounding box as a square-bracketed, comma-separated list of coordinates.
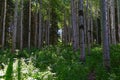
[0, 44, 120, 80]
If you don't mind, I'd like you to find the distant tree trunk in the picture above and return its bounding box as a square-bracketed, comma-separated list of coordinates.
[95, 16, 99, 44]
[75, 0, 80, 48]
[0, 1, 4, 46]
[12, 0, 18, 52]
[117, 0, 120, 42]
[71, 0, 79, 51]
[84, 0, 88, 47]
[90, 3, 93, 45]
[79, 0, 86, 62]
[38, 0, 42, 48]
[2, 0, 7, 49]
[86, 0, 91, 55]
[34, 0, 38, 48]
[63, 10, 68, 45]
[107, 1, 111, 44]
[101, 0, 110, 70]
[90, 17, 93, 44]
[94, 3, 99, 44]
[28, 0, 31, 49]
[47, 5, 50, 45]
[68, 26, 72, 44]
[87, 18, 91, 55]
[20, 0, 23, 50]
[45, 20, 48, 45]
[110, 0, 116, 44]
[84, 13, 87, 46]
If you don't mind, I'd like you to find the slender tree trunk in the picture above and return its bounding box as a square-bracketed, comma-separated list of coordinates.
[117, 0, 120, 42]
[68, 26, 71, 44]
[79, 0, 86, 62]
[45, 22, 47, 46]
[71, 0, 79, 51]
[2, 0, 7, 49]
[34, 0, 38, 48]
[76, 0, 80, 48]
[47, 5, 50, 45]
[12, 0, 18, 52]
[101, 0, 110, 70]
[63, 10, 68, 45]
[107, 1, 111, 44]
[38, 0, 42, 48]
[28, 0, 31, 49]
[84, 0, 88, 48]
[67, 15, 72, 44]
[89, 2, 93, 45]
[84, 13, 87, 46]
[110, 0, 116, 44]
[87, 18, 91, 55]
[95, 16, 99, 44]
[20, 0, 23, 50]
[86, 0, 91, 55]
[95, 3, 99, 44]
[45, 20, 48, 45]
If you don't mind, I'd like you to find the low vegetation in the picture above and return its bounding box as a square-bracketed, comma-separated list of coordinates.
[0, 44, 120, 80]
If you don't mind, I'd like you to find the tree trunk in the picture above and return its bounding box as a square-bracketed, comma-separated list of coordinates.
[2, 0, 7, 49]
[45, 20, 48, 45]
[95, 16, 99, 44]
[63, 10, 68, 45]
[20, 0, 23, 50]
[86, 0, 91, 55]
[110, 0, 116, 44]
[38, 0, 42, 48]
[0, 1, 4, 46]
[28, 0, 31, 49]
[34, 0, 38, 48]
[84, 12, 87, 47]
[89, 1, 93, 45]
[79, 0, 86, 62]
[47, 5, 50, 45]
[87, 18, 91, 55]
[76, 0, 80, 48]
[117, 0, 120, 42]
[12, 0, 18, 52]
[71, 0, 79, 51]
[107, 1, 111, 44]
[101, 0, 110, 70]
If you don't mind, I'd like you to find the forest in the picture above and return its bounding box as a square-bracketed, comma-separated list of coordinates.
[0, 0, 120, 80]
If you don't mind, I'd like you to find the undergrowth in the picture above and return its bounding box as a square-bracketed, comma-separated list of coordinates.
[0, 44, 120, 80]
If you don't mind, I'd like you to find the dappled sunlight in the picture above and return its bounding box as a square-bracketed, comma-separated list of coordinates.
[92, 47, 102, 53]
[0, 45, 120, 80]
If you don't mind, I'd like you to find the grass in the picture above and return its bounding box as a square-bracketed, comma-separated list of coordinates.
[0, 44, 120, 80]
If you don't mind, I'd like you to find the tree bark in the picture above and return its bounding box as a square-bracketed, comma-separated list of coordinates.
[20, 0, 23, 50]
[86, 0, 91, 55]
[2, 0, 7, 49]
[38, 0, 42, 48]
[71, 0, 79, 51]
[89, 1, 93, 45]
[101, 0, 110, 70]
[110, 0, 116, 44]
[79, 0, 86, 62]
[47, 5, 50, 45]
[12, 0, 18, 52]
[34, 0, 38, 48]
[28, 0, 31, 49]
[117, 0, 120, 42]
[107, 1, 111, 44]
[63, 10, 68, 45]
